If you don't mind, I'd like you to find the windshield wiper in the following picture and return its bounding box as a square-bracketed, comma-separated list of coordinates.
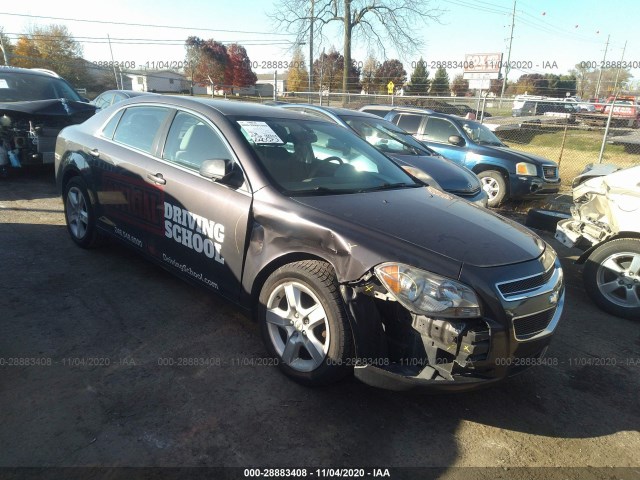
[292, 186, 359, 196]
[359, 182, 420, 192]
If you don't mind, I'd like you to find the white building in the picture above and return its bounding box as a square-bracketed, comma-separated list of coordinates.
[255, 73, 288, 97]
[125, 70, 187, 93]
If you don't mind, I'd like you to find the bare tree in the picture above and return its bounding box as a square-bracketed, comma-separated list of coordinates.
[269, 0, 442, 98]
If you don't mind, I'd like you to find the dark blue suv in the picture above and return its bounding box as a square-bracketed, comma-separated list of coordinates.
[360, 106, 561, 207]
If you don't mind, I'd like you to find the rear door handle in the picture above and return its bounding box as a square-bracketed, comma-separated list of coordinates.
[89, 148, 100, 157]
[146, 172, 166, 185]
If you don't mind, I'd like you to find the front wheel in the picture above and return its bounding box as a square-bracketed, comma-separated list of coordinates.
[258, 260, 354, 385]
[478, 170, 507, 207]
[583, 238, 640, 320]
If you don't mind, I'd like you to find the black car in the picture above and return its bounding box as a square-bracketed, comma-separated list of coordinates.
[0, 67, 96, 170]
[55, 96, 564, 390]
[276, 104, 487, 206]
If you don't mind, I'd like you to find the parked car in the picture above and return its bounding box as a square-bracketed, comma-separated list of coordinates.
[55, 96, 564, 390]
[92, 90, 157, 111]
[359, 105, 561, 207]
[511, 95, 579, 119]
[276, 104, 487, 206]
[555, 164, 640, 319]
[0, 67, 96, 170]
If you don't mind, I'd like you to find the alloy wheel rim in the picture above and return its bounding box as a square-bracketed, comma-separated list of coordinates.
[66, 187, 89, 239]
[481, 177, 500, 199]
[596, 251, 640, 308]
[266, 281, 330, 372]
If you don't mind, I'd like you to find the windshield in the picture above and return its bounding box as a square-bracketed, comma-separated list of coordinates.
[233, 117, 420, 195]
[460, 121, 504, 146]
[0, 71, 83, 102]
[340, 115, 436, 157]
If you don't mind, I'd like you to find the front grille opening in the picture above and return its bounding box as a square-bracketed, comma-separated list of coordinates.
[513, 308, 556, 340]
[543, 166, 558, 179]
[498, 267, 555, 298]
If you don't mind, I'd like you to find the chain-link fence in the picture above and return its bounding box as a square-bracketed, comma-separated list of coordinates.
[231, 91, 640, 186]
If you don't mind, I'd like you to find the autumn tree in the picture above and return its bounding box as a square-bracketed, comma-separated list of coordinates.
[227, 43, 257, 88]
[409, 57, 429, 95]
[360, 55, 378, 94]
[287, 47, 309, 92]
[0, 27, 13, 65]
[185, 37, 230, 88]
[451, 74, 469, 96]
[313, 49, 360, 92]
[430, 67, 449, 95]
[12, 25, 89, 86]
[373, 59, 406, 94]
[270, 0, 442, 98]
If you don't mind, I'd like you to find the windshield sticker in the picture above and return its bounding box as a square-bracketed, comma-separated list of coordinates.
[237, 121, 283, 144]
[0, 79, 8, 89]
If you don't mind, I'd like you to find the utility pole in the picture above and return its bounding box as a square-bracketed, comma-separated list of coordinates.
[107, 34, 119, 89]
[273, 70, 278, 101]
[308, 0, 314, 102]
[598, 40, 626, 164]
[0, 34, 9, 66]
[499, 0, 516, 105]
[594, 34, 610, 99]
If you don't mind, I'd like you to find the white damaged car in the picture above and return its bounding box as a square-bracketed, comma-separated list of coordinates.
[556, 164, 640, 319]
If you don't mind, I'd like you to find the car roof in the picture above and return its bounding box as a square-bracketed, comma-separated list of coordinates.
[101, 90, 158, 97]
[0, 66, 63, 78]
[359, 104, 436, 115]
[115, 95, 319, 120]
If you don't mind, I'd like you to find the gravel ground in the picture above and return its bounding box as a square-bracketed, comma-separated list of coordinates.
[0, 170, 638, 480]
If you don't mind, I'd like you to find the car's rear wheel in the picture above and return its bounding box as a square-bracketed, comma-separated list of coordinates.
[478, 170, 507, 207]
[258, 260, 354, 385]
[584, 238, 640, 320]
[63, 177, 103, 248]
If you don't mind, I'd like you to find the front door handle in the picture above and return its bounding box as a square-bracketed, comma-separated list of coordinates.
[89, 148, 100, 157]
[146, 172, 166, 185]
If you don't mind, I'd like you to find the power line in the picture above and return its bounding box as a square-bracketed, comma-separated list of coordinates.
[0, 12, 292, 36]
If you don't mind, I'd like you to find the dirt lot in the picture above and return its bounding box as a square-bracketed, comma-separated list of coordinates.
[0, 170, 638, 480]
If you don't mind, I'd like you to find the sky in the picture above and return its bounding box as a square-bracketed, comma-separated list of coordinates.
[1, 0, 638, 88]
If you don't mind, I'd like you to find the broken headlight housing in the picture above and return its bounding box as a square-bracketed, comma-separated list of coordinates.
[375, 263, 481, 318]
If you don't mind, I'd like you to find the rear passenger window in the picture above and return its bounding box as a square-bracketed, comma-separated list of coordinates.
[101, 110, 124, 139]
[423, 118, 459, 143]
[395, 114, 423, 134]
[113, 106, 171, 154]
[162, 111, 233, 171]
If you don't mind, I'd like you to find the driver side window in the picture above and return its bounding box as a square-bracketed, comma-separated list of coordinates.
[162, 111, 233, 171]
[423, 118, 459, 143]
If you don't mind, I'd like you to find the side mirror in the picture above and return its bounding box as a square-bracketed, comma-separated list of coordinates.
[200, 159, 232, 180]
[200, 159, 244, 188]
[448, 135, 465, 146]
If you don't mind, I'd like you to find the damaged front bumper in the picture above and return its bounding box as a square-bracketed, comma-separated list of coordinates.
[341, 254, 564, 391]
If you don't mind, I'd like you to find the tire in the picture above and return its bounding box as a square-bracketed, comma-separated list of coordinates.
[63, 177, 104, 249]
[478, 170, 507, 207]
[525, 209, 571, 233]
[258, 260, 354, 386]
[583, 238, 640, 320]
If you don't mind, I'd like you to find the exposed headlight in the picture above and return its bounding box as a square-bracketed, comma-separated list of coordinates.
[402, 166, 443, 190]
[515, 162, 537, 176]
[375, 263, 481, 318]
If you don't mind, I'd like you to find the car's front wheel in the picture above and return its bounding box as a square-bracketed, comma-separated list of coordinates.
[63, 177, 103, 248]
[478, 170, 507, 207]
[258, 260, 354, 385]
[584, 238, 640, 320]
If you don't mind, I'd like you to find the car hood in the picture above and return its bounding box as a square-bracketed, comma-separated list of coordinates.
[293, 186, 545, 269]
[388, 153, 481, 193]
[0, 99, 97, 120]
[475, 145, 557, 166]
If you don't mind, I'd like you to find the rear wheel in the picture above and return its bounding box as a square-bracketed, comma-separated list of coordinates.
[258, 260, 354, 385]
[63, 177, 104, 248]
[478, 170, 507, 207]
[583, 238, 640, 320]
